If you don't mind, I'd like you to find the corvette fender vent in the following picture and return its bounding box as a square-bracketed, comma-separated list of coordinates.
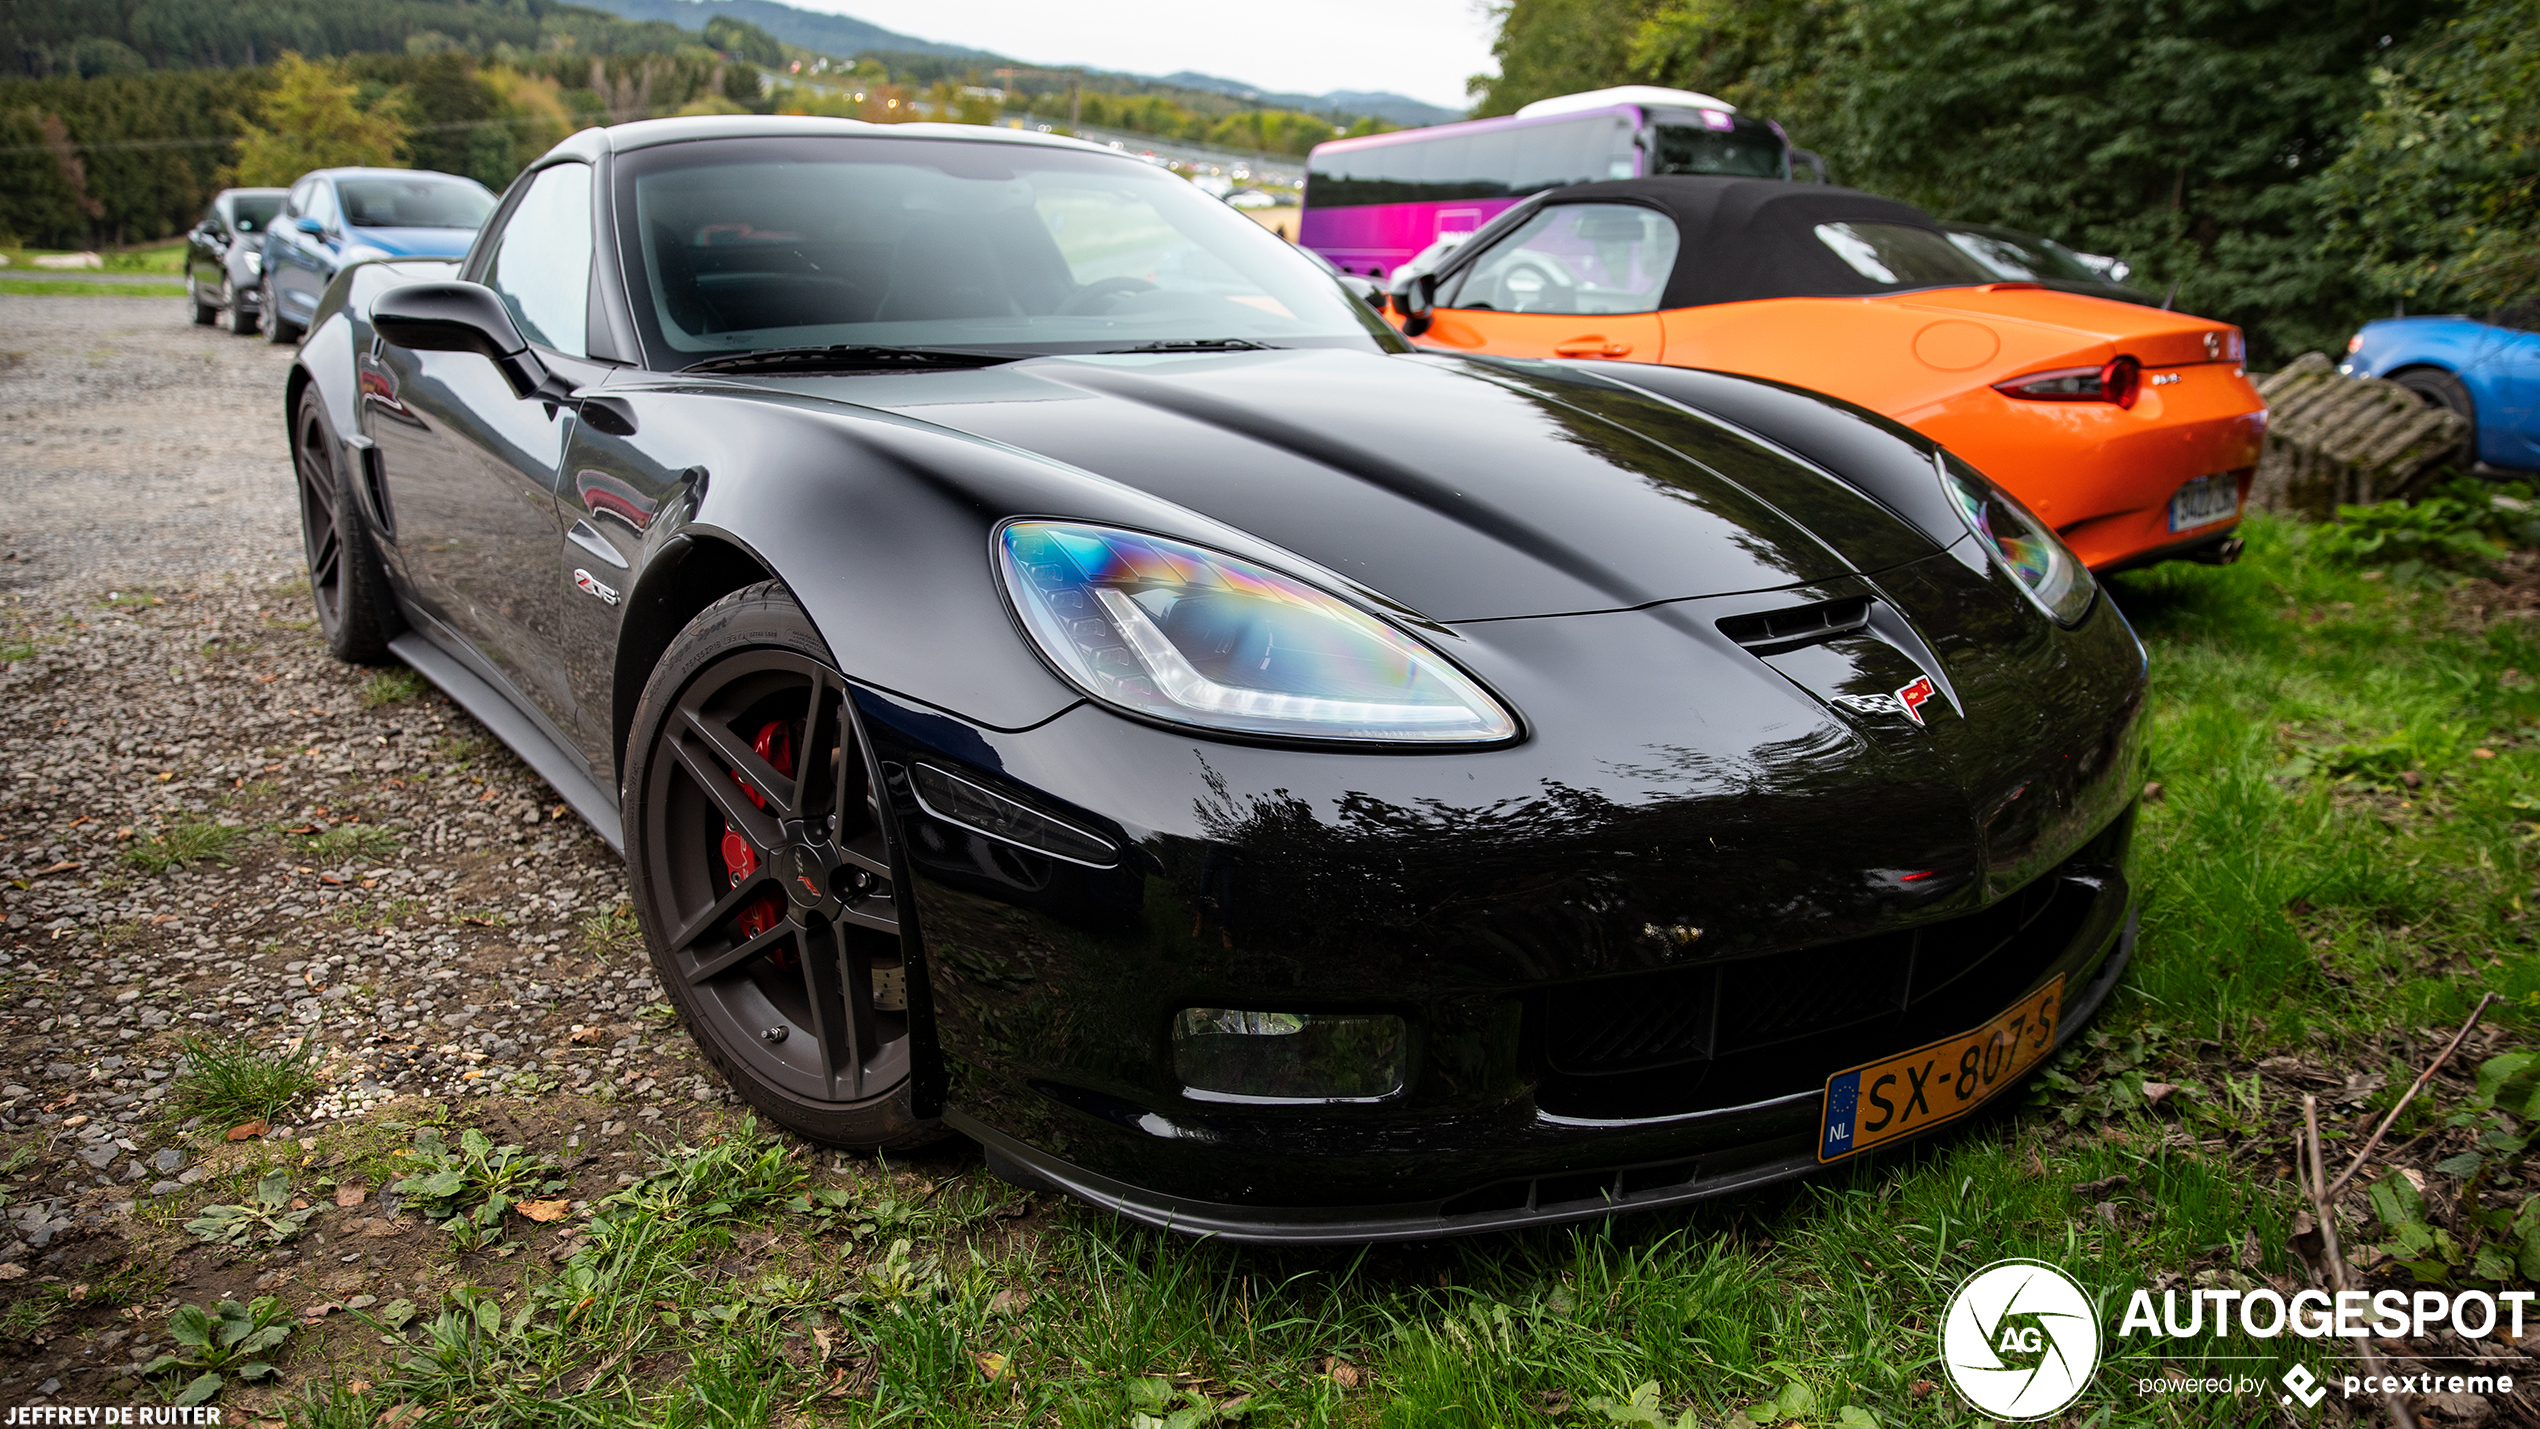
[1715, 597, 1869, 656]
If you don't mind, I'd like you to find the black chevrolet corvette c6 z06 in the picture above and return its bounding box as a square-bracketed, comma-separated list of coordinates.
[285, 115, 2145, 1242]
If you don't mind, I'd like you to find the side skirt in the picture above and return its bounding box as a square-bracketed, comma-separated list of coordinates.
[387, 630, 626, 855]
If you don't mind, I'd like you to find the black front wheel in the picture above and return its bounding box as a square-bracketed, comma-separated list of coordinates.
[291, 389, 398, 663]
[189, 276, 217, 326]
[623, 583, 941, 1151]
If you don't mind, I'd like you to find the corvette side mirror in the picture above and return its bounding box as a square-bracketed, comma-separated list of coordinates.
[1395, 273, 1437, 337]
[372, 281, 553, 401]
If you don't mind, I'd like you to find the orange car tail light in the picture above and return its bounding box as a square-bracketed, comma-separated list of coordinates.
[1993, 354, 2141, 410]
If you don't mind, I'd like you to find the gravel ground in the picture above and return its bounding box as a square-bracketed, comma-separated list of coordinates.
[0, 296, 757, 1398]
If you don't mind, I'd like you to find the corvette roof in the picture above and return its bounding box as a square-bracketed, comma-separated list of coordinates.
[1531, 176, 1964, 310]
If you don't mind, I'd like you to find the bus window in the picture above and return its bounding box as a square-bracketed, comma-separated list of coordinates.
[1649, 117, 1787, 179]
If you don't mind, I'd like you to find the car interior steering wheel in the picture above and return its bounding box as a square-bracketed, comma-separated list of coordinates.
[1059, 276, 1158, 315]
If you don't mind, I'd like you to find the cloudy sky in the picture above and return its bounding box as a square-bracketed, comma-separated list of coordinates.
[779, 0, 1503, 111]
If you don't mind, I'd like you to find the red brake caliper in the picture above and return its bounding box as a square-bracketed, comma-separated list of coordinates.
[716, 719, 800, 959]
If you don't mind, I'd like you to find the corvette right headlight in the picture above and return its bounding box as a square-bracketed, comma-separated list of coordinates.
[997, 521, 1518, 745]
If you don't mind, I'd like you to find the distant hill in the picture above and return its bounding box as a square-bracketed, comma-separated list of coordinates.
[1157, 72, 1460, 127]
[572, 0, 1001, 63]
[572, 0, 1462, 124]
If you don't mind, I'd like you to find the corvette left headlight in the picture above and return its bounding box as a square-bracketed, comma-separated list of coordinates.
[998, 521, 1518, 744]
[1935, 453, 2095, 626]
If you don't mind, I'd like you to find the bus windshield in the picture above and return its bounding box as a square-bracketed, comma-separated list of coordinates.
[1648, 120, 1787, 179]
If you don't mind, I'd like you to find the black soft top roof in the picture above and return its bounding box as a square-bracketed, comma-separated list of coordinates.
[1526, 176, 1965, 310]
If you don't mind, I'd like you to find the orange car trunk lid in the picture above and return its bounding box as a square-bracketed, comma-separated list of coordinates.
[1889, 286, 2245, 371]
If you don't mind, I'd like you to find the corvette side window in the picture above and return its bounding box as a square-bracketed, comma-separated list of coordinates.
[484, 162, 593, 359]
[1441, 203, 1678, 316]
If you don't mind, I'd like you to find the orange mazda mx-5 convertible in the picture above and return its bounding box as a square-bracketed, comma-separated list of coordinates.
[1393, 177, 2267, 571]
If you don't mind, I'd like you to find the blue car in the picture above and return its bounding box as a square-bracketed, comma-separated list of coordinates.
[2340, 312, 2540, 473]
[259, 168, 497, 344]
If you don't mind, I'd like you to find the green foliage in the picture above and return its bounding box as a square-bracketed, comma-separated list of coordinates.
[123, 818, 240, 873]
[389, 1127, 569, 1251]
[2310, 482, 2540, 584]
[227, 51, 406, 185]
[702, 15, 784, 69]
[598, 1117, 801, 1222]
[1470, 0, 1655, 116]
[783, 1183, 938, 1241]
[2321, 0, 2540, 315]
[185, 1168, 319, 1248]
[140, 1297, 293, 1406]
[167, 1033, 321, 1127]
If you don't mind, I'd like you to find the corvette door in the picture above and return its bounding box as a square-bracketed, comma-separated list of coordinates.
[366, 162, 596, 743]
[1418, 202, 1674, 363]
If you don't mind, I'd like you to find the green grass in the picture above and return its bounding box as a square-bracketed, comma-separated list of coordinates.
[125, 820, 244, 873]
[0, 278, 188, 297]
[301, 824, 403, 863]
[174, 513, 2540, 1425]
[360, 667, 427, 707]
[166, 1034, 323, 1131]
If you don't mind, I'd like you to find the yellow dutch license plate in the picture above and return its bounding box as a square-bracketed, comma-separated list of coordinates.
[1816, 976, 2062, 1163]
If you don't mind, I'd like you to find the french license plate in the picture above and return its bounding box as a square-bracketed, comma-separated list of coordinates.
[2167, 473, 2240, 532]
[1817, 976, 2062, 1163]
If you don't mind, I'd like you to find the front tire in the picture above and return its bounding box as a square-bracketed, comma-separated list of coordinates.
[224, 278, 259, 336]
[189, 277, 217, 326]
[622, 583, 941, 1151]
[2391, 367, 2477, 470]
[264, 280, 301, 344]
[291, 389, 398, 664]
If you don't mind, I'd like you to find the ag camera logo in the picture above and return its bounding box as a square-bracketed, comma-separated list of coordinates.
[1940, 1259, 2102, 1420]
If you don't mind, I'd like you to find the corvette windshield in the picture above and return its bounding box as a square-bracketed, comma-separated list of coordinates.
[619, 135, 1392, 361]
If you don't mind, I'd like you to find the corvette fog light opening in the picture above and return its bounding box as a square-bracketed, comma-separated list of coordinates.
[997, 521, 1517, 744]
[1172, 1008, 1408, 1104]
[1935, 453, 2097, 627]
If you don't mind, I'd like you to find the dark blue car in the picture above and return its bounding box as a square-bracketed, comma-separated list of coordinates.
[259, 167, 496, 344]
[2340, 312, 2540, 473]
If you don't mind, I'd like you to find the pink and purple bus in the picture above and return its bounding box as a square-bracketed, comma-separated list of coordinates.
[1302, 86, 1800, 282]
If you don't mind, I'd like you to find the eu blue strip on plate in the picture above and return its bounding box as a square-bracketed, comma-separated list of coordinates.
[1820, 1070, 1861, 1161]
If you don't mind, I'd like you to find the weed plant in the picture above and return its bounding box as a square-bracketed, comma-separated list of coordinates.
[167, 1034, 321, 1130]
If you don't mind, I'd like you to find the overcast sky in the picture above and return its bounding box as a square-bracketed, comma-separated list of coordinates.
[779, 0, 1503, 111]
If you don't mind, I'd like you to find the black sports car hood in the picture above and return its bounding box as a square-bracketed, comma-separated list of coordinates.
[741, 348, 1939, 622]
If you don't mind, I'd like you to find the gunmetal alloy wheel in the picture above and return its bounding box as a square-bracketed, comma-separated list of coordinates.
[291, 391, 395, 663]
[624, 584, 940, 1150]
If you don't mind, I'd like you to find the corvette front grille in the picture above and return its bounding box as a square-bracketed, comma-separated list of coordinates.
[1536, 842, 2121, 1120]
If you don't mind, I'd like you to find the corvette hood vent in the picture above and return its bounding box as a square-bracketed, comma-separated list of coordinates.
[1715, 597, 1871, 656]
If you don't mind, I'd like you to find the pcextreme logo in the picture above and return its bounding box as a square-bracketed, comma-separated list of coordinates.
[1939, 1259, 2101, 1421]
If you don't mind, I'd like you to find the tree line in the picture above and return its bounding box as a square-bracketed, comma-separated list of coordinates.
[1473, 0, 2536, 364]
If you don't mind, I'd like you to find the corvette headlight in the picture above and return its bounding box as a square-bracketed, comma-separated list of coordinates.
[998, 521, 1517, 744]
[1936, 453, 2095, 626]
